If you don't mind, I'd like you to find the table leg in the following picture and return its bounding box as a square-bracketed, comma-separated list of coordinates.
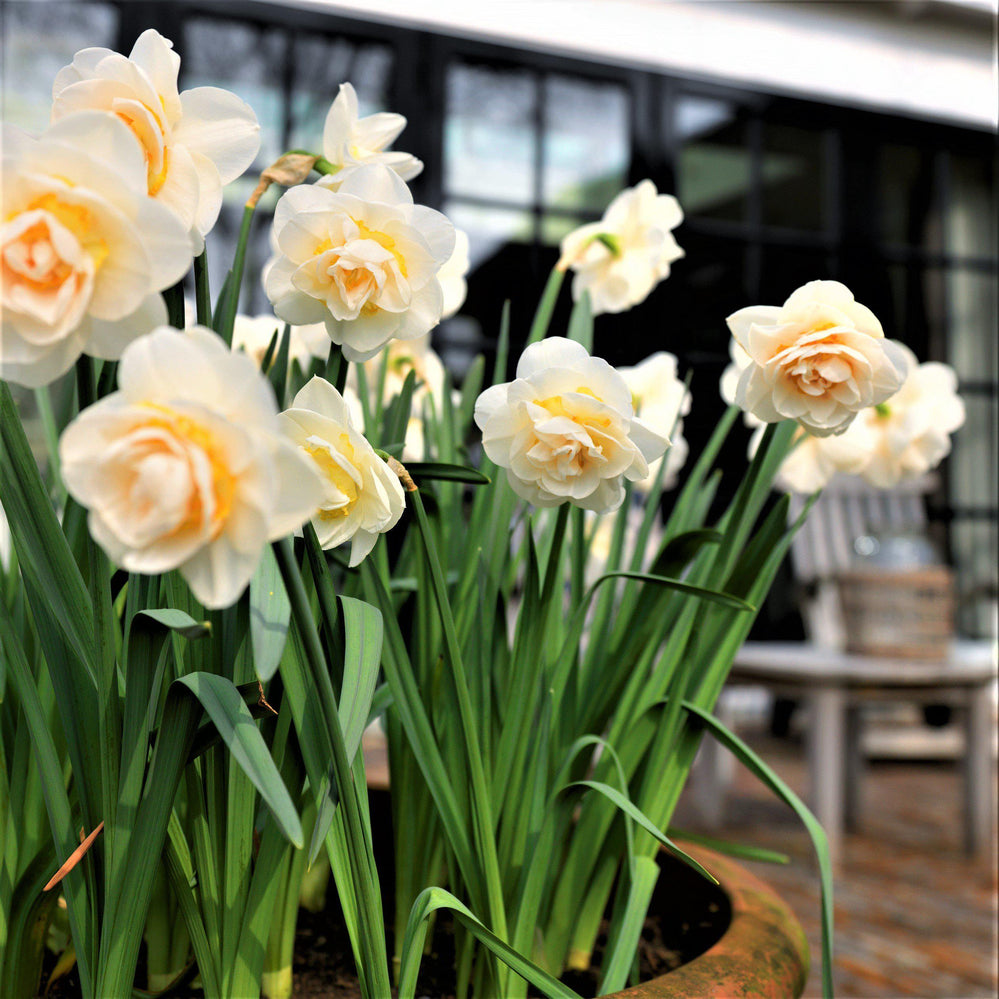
[808, 686, 845, 868]
[844, 704, 865, 831]
[963, 682, 993, 856]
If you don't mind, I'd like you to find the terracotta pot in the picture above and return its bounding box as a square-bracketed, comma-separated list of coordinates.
[609, 842, 810, 999]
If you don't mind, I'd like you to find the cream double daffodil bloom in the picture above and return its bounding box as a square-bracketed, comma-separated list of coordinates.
[59, 327, 324, 609]
[264, 165, 455, 363]
[560, 180, 684, 316]
[1, 113, 191, 387]
[51, 29, 260, 250]
[319, 82, 422, 187]
[727, 280, 906, 437]
[280, 376, 405, 566]
[474, 337, 668, 513]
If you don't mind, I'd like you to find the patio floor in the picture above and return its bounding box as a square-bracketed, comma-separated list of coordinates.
[674, 727, 999, 999]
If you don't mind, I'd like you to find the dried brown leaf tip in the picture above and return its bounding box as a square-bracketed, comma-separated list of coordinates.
[44, 821, 105, 891]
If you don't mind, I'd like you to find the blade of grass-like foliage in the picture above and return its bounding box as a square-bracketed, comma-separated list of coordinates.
[398, 888, 583, 999]
[404, 462, 491, 485]
[526, 267, 566, 345]
[268, 324, 292, 408]
[213, 205, 255, 345]
[0, 601, 95, 996]
[564, 781, 717, 885]
[458, 354, 486, 433]
[665, 828, 789, 865]
[566, 289, 593, 351]
[163, 811, 222, 999]
[597, 854, 658, 994]
[381, 368, 417, 451]
[683, 702, 834, 999]
[308, 596, 383, 860]
[194, 248, 212, 326]
[249, 545, 291, 682]
[175, 673, 303, 848]
[493, 299, 511, 384]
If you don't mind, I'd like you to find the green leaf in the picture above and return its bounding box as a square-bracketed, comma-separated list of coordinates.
[404, 462, 491, 485]
[650, 529, 724, 579]
[597, 854, 658, 994]
[135, 608, 210, 642]
[268, 324, 292, 408]
[249, 545, 291, 682]
[591, 570, 753, 612]
[564, 780, 718, 886]
[526, 267, 566, 345]
[664, 828, 790, 865]
[398, 888, 583, 999]
[683, 702, 834, 999]
[176, 673, 303, 847]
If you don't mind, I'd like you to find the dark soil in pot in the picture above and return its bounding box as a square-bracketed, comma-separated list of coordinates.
[37, 790, 732, 997]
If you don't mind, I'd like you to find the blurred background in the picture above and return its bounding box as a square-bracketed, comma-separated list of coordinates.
[3, 2, 997, 995]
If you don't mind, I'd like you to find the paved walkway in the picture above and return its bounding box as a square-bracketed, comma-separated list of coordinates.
[675, 730, 998, 999]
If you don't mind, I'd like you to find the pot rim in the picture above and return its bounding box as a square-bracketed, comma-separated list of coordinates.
[607, 841, 811, 998]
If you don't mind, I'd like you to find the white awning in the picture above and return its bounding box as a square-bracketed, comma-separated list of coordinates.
[286, 0, 998, 129]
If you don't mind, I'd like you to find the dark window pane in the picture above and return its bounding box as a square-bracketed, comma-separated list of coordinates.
[182, 17, 288, 168]
[949, 269, 998, 383]
[880, 143, 942, 252]
[1, 1, 117, 131]
[288, 38, 393, 157]
[759, 246, 831, 306]
[761, 123, 828, 231]
[676, 97, 750, 223]
[444, 202, 534, 268]
[542, 74, 628, 212]
[950, 520, 998, 638]
[445, 64, 536, 204]
[947, 152, 998, 260]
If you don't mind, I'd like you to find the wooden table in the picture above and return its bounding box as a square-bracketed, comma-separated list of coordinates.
[714, 641, 997, 867]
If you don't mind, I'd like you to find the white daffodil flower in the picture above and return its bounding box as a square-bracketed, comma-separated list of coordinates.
[51, 29, 260, 250]
[474, 337, 668, 513]
[1, 114, 191, 387]
[59, 326, 324, 609]
[727, 280, 907, 437]
[559, 180, 684, 316]
[618, 352, 690, 491]
[720, 339, 765, 429]
[760, 422, 877, 494]
[264, 165, 455, 363]
[850, 343, 965, 488]
[318, 82, 422, 188]
[280, 376, 405, 566]
[0, 499, 10, 573]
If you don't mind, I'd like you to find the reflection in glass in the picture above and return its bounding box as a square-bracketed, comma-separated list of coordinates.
[444, 202, 534, 268]
[1, 1, 117, 131]
[948, 269, 998, 382]
[947, 153, 998, 260]
[289, 39, 392, 156]
[676, 97, 749, 223]
[880, 143, 942, 251]
[183, 18, 288, 168]
[445, 64, 536, 204]
[542, 75, 628, 212]
[761, 123, 827, 231]
[950, 520, 999, 638]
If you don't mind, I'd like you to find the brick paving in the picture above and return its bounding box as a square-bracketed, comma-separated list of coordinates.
[675, 730, 999, 999]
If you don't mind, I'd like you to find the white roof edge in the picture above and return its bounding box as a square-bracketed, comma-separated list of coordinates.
[282, 0, 998, 130]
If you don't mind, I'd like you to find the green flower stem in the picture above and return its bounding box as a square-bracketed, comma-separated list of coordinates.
[409, 489, 511, 995]
[271, 537, 391, 999]
[325, 341, 349, 395]
[285, 148, 339, 176]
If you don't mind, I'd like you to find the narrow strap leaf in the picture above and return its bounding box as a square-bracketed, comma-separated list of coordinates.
[682, 701, 834, 999]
